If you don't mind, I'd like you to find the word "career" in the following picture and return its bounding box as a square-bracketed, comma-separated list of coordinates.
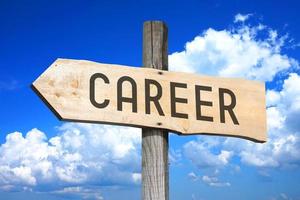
[89, 73, 239, 125]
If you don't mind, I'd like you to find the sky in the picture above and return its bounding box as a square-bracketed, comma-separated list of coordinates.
[1, 0, 300, 200]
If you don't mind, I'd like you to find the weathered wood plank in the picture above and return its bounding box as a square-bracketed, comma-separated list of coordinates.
[142, 21, 169, 200]
[31, 57, 266, 142]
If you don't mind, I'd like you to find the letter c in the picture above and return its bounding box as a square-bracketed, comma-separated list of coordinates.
[90, 73, 110, 108]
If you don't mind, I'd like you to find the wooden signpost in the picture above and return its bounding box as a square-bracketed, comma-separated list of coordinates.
[32, 58, 267, 142]
[32, 21, 267, 200]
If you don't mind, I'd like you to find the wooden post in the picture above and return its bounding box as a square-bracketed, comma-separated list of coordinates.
[142, 21, 169, 200]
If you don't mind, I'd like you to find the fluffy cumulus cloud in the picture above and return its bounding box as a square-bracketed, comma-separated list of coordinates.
[52, 186, 104, 200]
[183, 137, 233, 168]
[169, 15, 297, 81]
[169, 14, 300, 171]
[234, 13, 252, 23]
[187, 170, 230, 187]
[188, 172, 199, 182]
[202, 175, 230, 187]
[0, 123, 141, 197]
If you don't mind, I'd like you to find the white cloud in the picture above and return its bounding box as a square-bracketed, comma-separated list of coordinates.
[132, 173, 141, 184]
[266, 90, 281, 107]
[240, 149, 279, 167]
[0, 123, 141, 193]
[169, 148, 182, 165]
[169, 21, 297, 81]
[280, 193, 289, 200]
[265, 73, 300, 133]
[188, 172, 199, 181]
[202, 175, 230, 187]
[53, 186, 104, 200]
[183, 138, 233, 168]
[267, 106, 285, 130]
[234, 13, 252, 23]
[187, 170, 230, 187]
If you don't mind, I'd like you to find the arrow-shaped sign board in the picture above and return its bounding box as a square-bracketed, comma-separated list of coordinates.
[32, 58, 267, 142]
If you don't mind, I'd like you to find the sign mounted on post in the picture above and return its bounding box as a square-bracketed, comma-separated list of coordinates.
[32, 58, 266, 142]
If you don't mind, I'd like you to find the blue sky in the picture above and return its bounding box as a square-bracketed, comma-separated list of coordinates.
[1, 0, 300, 200]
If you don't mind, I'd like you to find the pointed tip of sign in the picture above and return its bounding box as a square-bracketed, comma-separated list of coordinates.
[30, 83, 63, 121]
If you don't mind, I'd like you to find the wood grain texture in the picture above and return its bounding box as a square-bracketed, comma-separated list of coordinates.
[142, 21, 169, 200]
[31, 57, 267, 142]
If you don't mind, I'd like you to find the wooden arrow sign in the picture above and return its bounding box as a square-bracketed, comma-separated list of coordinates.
[32, 58, 267, 142]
